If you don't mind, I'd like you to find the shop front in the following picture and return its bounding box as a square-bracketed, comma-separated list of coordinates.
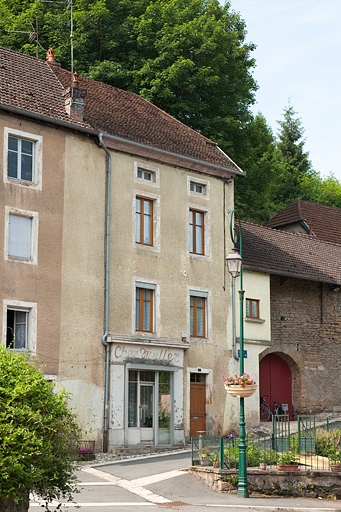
[110, 341, 186, 447]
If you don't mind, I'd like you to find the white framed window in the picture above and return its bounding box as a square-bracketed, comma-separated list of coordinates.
[133, 193, 160, 251]
[134, 161, 159, 187]
[134, 281, 159, 334]
[187, 176, 209, 198]
[135, 282, 156, 333]
[4, 207, 38, 265]
[3, 299, 37, 352]
[4, 128, 42, 189]
[189, 289, 210, 339]
[136, 196, 153, 246]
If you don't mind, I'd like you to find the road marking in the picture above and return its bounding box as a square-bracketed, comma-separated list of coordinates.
[83, 467, 171, 504]
[207, 506, 337, 511]
[30, 503, 155, 508]
[131, 469, 186, 486]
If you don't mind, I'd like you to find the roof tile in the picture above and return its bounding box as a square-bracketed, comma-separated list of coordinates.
[266, 199, 341, 245]
[241, 221, 341, 285]
[0, 47, 241, 174]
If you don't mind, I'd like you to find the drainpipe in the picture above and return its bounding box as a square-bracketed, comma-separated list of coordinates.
[99, 133, 111, 453]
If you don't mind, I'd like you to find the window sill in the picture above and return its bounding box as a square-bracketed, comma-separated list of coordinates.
[245, 317, 265, 324]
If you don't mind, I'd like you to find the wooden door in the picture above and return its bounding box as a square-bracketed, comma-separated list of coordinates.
[260, 353, 293, 419]
[190, 373, 206, 437]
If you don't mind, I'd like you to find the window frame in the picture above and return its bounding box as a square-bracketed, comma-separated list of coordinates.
[134, 161, 159, 188]
[135, 282, 156, 333]
[246, 298, 260, 319]
[4, 128, 42, 189]
[189, 208, 205, 255]
[2, 299, 37, 353]
[135, 196, 154, 246]
[190, 291, 208, 339]
[187, 176, 209, 199]
[4, 207, 38, 265]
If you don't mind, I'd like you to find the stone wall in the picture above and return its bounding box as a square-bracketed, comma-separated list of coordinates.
[189, 467, 341, 499]
[268, 275, 341, 414]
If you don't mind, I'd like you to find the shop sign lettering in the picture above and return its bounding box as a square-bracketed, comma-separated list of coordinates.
[113, 344, 181, 364]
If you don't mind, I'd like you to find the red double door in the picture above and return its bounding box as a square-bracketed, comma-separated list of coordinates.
[260, 353, 293, 420]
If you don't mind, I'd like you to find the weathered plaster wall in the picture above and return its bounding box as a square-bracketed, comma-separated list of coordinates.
[58, 134, 106, 445]
[0, 114, 65, 375]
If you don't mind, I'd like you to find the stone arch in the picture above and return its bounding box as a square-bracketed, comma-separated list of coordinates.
[259, 351, 301, 420]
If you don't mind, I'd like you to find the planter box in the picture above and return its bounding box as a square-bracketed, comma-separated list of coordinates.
[278, 464, 299, 472]
[224, 384, 257, 398]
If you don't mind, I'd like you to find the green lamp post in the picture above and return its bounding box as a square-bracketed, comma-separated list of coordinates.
[226, 209, 248, 498]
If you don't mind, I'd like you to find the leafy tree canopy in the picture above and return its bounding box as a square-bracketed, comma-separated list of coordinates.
[0, 0, 258, 159]
[0, 347, 82, 510]
[0, 1, 340, 219]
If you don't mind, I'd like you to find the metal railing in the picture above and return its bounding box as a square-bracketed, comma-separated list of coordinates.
[191, 417, 341, 471]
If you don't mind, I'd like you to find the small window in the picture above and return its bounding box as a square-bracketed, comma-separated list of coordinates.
[3, 300, 37, 352]
[8, 136, 34, 182]
[5, 207, 38, 265]
[189, 209, 205, 255]
[246, 298, 260, 319]
[136, 286, 155, 332]
[6, 309, 28, 349]
[190, 295, 207, 338]
[137, 168, 153, 181]
[8, 214, 32, 259]
[190, 182, 205, 194]
[4, 128, 42, 189]
[136, 197, 153, 246]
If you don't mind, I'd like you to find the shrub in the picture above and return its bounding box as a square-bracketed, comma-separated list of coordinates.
[0, 346, 82, 511]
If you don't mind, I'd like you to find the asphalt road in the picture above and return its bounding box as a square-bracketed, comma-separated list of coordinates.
[29, 451, 341, 511]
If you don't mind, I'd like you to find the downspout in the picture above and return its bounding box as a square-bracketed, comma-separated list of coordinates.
[99, 133, 111, 453]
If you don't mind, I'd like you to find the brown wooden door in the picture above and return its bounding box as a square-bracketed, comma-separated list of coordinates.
[190, 373, 206, 437]
[260, 353, 293, 420]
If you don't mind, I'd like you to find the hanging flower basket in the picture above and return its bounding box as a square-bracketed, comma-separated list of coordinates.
[224, 383, 257, 398]
[223, 373, 257, 398]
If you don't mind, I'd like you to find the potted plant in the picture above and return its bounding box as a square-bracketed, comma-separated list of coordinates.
[329, 451, 341, 472]
[210, 451, 220, 468]
[277, 452, 300, 471]
[222, 373, 257, 398]
[198, 447, 210, 466]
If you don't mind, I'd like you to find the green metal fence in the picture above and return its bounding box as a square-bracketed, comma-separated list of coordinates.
[191, 416, 341, 471]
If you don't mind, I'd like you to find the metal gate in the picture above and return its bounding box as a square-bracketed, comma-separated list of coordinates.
[298, 415, 316, 454]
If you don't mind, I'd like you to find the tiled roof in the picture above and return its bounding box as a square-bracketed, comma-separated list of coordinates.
[241, 221, 341, 285]
[266, 199, 341, 245]
[0, 47, 242, 174]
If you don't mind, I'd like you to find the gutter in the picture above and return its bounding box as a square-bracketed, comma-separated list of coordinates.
[98, 133, 112, 453]
[243, 265, 341, 287]
[95, 133, 245, 177]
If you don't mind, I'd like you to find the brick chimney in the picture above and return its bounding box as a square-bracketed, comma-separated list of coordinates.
[64, 72, 87, 121]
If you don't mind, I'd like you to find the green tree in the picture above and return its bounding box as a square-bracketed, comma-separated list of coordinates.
[300, 171, 341, 208]
[234, 112, 278, 222]
[273, 104, 313, 207]
[0, 346, 82, 511]
[0, 0, 257, 162]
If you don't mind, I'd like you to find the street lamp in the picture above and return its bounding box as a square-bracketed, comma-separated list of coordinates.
[226, 209, 248, 498]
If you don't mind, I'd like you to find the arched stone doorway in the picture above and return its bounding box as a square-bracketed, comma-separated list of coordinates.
[260, 353, 293, 420]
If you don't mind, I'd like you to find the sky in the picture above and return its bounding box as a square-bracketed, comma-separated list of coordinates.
[227, 0, 341, 182]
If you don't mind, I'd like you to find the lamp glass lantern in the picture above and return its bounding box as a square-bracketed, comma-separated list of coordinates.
[226, 248, 242, 278]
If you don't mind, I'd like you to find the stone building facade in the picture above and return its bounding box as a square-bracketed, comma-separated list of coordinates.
[2, 47, 268, 451]
[242, 220, 341, 419]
